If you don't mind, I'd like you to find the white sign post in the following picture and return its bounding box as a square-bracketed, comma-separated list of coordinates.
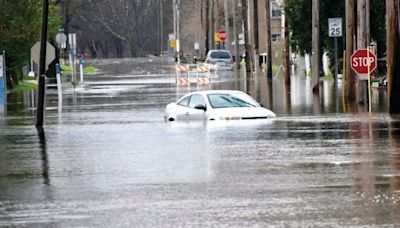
[0, 54, 3, 78]
[0, 52, 5, 115]
[68, 33, 77, 86]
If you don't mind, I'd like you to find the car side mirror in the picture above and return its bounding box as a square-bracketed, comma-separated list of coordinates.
[195, 104, 207, 111]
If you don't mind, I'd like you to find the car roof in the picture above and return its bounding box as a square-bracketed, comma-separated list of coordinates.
[186, 90, 246, 96]
[207, 50, 232, 54]
[208, 49, 231, 52]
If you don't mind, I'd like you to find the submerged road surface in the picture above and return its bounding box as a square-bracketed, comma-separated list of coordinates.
[1, 57, 400, 227]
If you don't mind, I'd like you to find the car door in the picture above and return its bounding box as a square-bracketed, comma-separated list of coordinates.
[173, 95, 191, 120]
[186, 94, 207, 120]
[173, 95, 206, 120]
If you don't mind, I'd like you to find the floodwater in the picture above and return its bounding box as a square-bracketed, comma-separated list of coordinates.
[1, 57, 400, 227]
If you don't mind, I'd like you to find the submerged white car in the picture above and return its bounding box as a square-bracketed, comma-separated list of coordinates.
[165, 90, 276, 121]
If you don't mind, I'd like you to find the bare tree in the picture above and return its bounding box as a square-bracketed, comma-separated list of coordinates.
[60, 0, 172, 58]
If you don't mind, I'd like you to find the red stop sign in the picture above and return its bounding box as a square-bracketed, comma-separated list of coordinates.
[218, 29, 226, 41]
[351, 49, 377, 74]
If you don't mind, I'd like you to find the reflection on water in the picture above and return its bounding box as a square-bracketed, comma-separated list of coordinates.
[1, 63, 400, 227]
[37, 126, 50, 186]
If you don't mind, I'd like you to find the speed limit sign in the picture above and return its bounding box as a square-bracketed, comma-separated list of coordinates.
[328, 18, 342, 37]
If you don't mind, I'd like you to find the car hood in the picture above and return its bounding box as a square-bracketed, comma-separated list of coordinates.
[208, 107, 276, 120]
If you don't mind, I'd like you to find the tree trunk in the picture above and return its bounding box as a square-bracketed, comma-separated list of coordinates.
[387, 0, 400, 113]
[284, 17, 290, 87]
[205, 0, 210, 55]
[346, 0, 356, 102]
[224, 0, 230, 50]
[242, 0, 252, 75]
[233, 0, 240, 70]
[265, 0, 272, 79]
[253, 0, 259, 56]
[210, 0, 215, 49]
[311, 0, 320, 94]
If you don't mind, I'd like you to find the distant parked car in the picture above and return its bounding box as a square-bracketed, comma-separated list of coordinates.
[165, 90, 276, 121]
[204, 50, 234, 71]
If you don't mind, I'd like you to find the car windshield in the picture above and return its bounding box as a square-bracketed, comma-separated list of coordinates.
[209, 51, 231, 59]
[207, 93, 259, 108]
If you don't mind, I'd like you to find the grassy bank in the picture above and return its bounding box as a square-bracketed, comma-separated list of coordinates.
[10, 81, 37, 92]
[61, 64, 97, 74]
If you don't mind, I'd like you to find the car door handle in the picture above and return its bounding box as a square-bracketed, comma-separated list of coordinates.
[185, 112, 190, 115]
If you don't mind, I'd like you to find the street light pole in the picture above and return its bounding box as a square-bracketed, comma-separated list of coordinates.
[36, 0, 49, 128]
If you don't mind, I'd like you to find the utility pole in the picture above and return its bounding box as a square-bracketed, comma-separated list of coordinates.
[311, 0, 320, 94]
[176, 0, 181, 62]
[233, 0, 240, 70]
[173, 0, 177, 56]
[265, 0, 272, 79]
[253, 0, 259, 68]
[159, 0, 164, 56]
[210, 0, 215, 49]
[284, 15, 290, 87]
[387, 0, 400, 113]
[346, 0, 356, 102]
[357, 0, 368, 106]
[36, 0, 49, 128]
[205, 0, 210, 55]
[224, 0, 230, 50]
[242, 0, 252, 75]
[200, 0, 204, 58]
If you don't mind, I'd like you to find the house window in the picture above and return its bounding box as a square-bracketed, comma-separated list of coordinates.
[271, 1, 282, 18]
[272, 34, 281, 42]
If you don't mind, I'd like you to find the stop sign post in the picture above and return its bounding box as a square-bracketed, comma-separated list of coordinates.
[217, 29, 226, 42]
[351, 49, 377, 79]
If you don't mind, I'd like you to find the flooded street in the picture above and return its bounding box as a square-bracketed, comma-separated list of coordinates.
[1, 57, 400, 227]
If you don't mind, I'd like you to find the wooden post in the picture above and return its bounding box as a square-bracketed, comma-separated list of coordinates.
[311, 0, 320, 94]
[346, 0, 356, 102]
[387, 0, 400, 113]
[265, 0, 272, 79]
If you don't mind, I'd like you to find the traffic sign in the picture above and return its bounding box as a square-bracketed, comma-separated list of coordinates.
[31, 41, 56, 67]
[214, 33, 220, 42]
[55, 32, 67, 46]
[351, 49, 377, 75]
[328, 18, 342, 37]
[217, 29, 226, 41]
[169, 39, 176, 48]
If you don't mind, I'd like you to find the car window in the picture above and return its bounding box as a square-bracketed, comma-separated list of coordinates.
[188, 94, 206, 108]
[177, 96, 190, 107]
[207, 93, 258, 108]
[210, 51, 231, 59]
